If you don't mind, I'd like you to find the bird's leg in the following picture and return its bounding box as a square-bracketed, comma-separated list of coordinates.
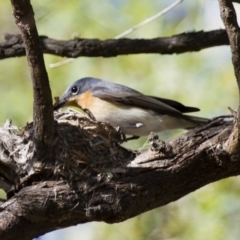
[124, 135, 140, 141]
[120, 134, 140, 142]
[83, 109, 96, 121]
[114, 126, 126, 142]
[115, 126, 139, 142]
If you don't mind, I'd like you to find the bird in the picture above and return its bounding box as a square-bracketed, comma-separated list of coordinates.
[54, 77, 209, 137]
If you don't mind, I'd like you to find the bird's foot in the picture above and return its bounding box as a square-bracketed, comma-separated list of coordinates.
[124, 135, 140, 141]
[115, 126, 139, 143]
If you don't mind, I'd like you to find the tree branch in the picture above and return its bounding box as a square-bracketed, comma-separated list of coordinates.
[218, 0, 240, 156]
[0, 112, 238, 240]
[0, 30, 228, 60]
[219, 0, 240, 93]
[10, 0, 54, 152]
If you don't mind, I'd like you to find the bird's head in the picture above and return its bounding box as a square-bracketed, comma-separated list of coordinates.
[53, 77, 101, 110]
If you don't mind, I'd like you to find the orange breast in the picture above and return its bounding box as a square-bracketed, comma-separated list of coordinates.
[76, 90, 95, 110]
[74, 90, 121, 121]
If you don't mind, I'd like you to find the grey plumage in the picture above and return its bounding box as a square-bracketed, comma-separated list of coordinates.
[54, 77, 209, 136]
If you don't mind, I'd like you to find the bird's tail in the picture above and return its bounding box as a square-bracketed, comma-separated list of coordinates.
[183, 115, 209, 129]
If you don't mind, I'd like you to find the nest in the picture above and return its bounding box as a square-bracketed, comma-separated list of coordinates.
[53, 110, 133, 175]
[0, 110, 134, 193]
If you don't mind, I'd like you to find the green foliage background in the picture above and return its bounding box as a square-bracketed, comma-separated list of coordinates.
[0, 0, 239, 239]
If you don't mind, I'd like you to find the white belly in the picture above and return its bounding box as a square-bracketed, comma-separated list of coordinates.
[88, 99, 193, 136]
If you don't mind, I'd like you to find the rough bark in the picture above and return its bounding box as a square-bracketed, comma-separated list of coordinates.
[0, 30, 229, 59]
[10, 0, 54, 153]
[218, 0, 240, 157]
[0, 112, 237, 240]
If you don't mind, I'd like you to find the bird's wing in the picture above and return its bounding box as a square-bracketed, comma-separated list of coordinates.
[149, 96, 200, 113]
[92, 86, 185, 117]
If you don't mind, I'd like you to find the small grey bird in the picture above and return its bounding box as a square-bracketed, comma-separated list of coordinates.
[54, 77, 208, 136]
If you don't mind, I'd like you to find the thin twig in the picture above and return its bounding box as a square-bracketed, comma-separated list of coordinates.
[49, 0, 183, 68]
[114, 0, 183, 39]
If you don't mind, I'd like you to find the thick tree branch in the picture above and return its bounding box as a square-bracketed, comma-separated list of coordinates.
[10, 0, 54, 152]
[218, 0, 240, 156]
[0, 112, 238, 240]
[0, 30, 228, 59]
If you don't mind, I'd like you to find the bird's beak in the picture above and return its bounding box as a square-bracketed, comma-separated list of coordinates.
[53, 97, 68, 111]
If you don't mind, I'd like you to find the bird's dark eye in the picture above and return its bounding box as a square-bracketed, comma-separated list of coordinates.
[71, 86, 78, 95]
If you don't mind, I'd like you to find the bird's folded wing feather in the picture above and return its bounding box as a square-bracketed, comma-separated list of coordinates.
[92, 86, 185, 116]
[149, 96, 200, 113]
